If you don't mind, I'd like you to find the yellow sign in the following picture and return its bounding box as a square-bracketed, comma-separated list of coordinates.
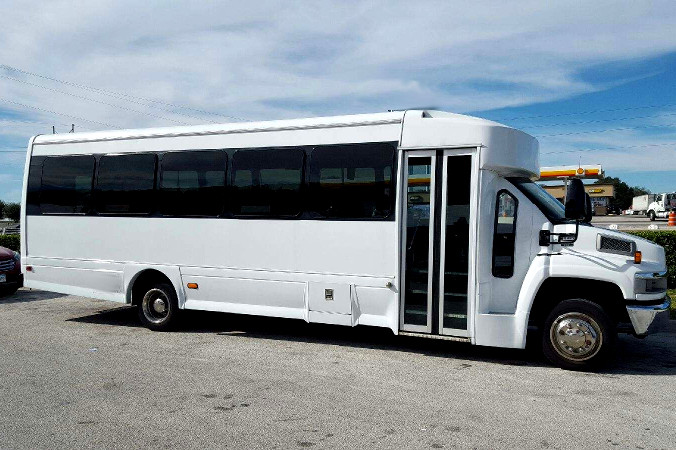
[587, 188, 604, 193]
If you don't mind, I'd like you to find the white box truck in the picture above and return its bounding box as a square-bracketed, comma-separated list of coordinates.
[631, 194, 655, 214]
[632, 193, 676, 220]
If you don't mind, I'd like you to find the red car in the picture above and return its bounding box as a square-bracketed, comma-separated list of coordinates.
[0, 246, 22, 297]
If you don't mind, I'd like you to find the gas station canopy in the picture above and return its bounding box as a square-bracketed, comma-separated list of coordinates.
[538, 165, 604, 181]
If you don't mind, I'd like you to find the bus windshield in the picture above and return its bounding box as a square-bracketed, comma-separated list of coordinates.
[508, 177, 568, 223]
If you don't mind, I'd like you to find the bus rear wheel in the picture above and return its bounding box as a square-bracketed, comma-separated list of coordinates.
[137, 282, 179, 331]
[542, 299, 615, 370]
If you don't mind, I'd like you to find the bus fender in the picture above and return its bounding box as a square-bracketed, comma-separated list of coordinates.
[123, 265, 186, 308]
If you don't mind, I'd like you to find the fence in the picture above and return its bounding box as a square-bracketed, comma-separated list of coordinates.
[1, 225, 19, 235]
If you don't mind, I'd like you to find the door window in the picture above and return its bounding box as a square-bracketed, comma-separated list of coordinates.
[403, 157, 433, 327]
[492, 190, 518, 278]
[441, 155, 472, 330]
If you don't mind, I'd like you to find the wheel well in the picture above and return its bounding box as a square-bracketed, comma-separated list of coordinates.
[129, 269, 174, 306]
[529, 277, 628, 327]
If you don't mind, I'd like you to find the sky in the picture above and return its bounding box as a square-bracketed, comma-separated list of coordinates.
[1, 0, 676, 202]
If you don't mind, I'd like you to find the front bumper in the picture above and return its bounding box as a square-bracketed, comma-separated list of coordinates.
[0, 272, 23, 289]
[626, 294, 671, 336]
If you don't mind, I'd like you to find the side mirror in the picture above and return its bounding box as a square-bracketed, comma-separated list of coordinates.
[565, 179, 587, 221]
[541, 179, 589, 247]
[583, 193, 593, 223]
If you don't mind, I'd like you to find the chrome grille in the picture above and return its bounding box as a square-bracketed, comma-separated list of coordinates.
[597, 234, 635, 256]
[0, 259, 15, 271]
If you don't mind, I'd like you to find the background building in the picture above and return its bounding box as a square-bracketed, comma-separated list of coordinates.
[537, 165, 615, 215]
[542, 184, 615, 215]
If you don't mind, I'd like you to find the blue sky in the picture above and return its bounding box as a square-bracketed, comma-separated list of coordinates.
[1, 1, 676, 202]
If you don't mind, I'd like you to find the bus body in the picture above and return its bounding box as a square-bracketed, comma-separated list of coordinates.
[21, 110, 670, 369]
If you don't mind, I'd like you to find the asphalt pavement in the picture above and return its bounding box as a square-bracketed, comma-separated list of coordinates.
[591, 215, 673, 230]
[1, 288, 675, 449]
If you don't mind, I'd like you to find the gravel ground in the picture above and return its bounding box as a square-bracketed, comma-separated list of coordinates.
[1, 288, 675, 449]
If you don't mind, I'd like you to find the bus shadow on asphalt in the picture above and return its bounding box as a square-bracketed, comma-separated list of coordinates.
[69, 306, 676, 376]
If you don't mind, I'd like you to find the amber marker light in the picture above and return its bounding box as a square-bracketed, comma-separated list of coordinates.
[634, 251, 642, 264]
[187, 283, 198, 289]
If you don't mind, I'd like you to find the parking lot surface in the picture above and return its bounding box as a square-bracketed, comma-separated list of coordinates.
[1, 288, 675, 449]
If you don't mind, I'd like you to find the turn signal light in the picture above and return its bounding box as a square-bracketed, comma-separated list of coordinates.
[187, 283, 198, 289]
[634, 251, 642, 264]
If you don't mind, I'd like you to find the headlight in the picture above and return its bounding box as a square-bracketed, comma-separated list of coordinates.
[635, 271, 668, 294]
[12, 251, 19, 261]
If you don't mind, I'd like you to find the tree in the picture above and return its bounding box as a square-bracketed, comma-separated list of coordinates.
[0, 199, 4, 219]
[2, 203, 20, 222]
[594, 176, 650, 210]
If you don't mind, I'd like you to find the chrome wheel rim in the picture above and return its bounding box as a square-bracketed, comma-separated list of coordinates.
[142, 288, 170, 324]
[549, 312, 603, 361]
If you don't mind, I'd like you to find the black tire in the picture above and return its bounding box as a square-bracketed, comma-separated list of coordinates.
[0, 286, 19, 298]
[542, 299, 616, 370]
[648, 211, 656, 221]
[137, 282, 179, 331]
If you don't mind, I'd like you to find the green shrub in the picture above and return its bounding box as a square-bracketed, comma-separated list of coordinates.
[0, 234, 20, 252]
[627, 230, 676, 288]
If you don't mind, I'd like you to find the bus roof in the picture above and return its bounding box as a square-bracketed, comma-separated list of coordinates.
[31, 110, 519, 145]
[30, 109, 538, 177]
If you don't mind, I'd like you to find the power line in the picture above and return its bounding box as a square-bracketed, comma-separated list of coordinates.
[0, 74, 194, 126]
[491, 103, 676, 121]
[1, 73, 218, 124]
[1, 64, 249, 122]
[536, 124, 676, 138]
[0, 98, 121, 129]
[521, 111, 676, 129]
[543, 142, 676, 155]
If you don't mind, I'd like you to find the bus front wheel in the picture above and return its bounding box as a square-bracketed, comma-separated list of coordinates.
[138, 282, 179, 331]
[542, 299, 616, 370]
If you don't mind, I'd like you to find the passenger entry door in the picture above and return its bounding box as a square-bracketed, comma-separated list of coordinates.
[400, 149, 476, 337]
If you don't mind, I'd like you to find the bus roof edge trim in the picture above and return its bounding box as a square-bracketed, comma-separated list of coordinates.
[33, 114, 407, 146]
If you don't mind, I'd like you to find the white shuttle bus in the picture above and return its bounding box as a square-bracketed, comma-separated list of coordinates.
[21, 110, 670, 369]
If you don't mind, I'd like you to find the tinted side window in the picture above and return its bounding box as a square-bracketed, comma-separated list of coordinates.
[230, 148, 304, 217]
[160, 151, 226, 217]
[40, 155, 95, 214]
[492, 190, 518, 278]
[26, 156, 45, 215]
[96, 153, 156, 214]
[309, 143, 394, 219]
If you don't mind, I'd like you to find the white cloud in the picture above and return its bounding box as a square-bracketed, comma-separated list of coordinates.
[1, 0, 675, 128]
[0, 0, 676, 199]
